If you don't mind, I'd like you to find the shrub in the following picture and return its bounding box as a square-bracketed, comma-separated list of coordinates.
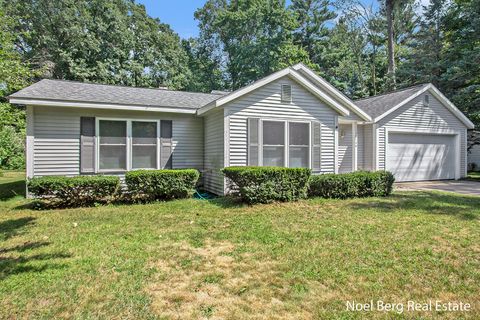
[222, 166, 311, 204]
[0, 126, 25, 170]
[309, 171, 395, 199]
[28, 175, 120, 208]
[125, 169, 200, 201]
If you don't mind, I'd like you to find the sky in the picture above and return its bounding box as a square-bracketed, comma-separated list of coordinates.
[137, 0, 292, 39]
[137, 0, 207, 39]
[137, 0, 429, 39]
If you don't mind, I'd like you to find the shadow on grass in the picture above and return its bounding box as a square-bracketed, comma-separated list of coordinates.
[0, 217, 36, 241]
[350, 191, 480, 220]
[206, 196, 246, 209]
[0, 180, 26, 200]
[0, 252, 71, 280]
[0, 241, 51, 254]
[0, 217, 71, 280]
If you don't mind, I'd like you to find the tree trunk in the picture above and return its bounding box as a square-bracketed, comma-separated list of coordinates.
[372, 44, 377, 95]
[386, 0, 396, 89]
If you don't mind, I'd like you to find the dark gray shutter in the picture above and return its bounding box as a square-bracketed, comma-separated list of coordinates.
[160, 120, 173, 169]
[247, 118, 259, 166]
[312, 121, 321, 171]
[80, 117, 95, 173]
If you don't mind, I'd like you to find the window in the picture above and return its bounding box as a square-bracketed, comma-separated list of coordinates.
[262, 121, 285, 166]
[97, 119, 166, 172]
[289, 122, 309, 168]
[132, 121, 157, 169]
[259, 120, 310, 168]
[281, 84, 292, 103]
[99, 120, 127, 171]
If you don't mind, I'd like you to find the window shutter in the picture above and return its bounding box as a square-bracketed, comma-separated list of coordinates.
[80, 117, 95, 173]
[160, 120, 173, 169]
[247, 118, 259, 166]
[312, 121, 321, 171]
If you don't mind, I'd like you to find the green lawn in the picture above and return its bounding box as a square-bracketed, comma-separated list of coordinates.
[1, 172, 479, 319]
[467, 171, 480, 181]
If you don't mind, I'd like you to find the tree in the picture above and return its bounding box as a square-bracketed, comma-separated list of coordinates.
[441, 0, 480, 127]
[195, 0, 309, 89]
[5, 0, 191, 89]
[320, 17, 370, 98]
[0, 2, 34, 169]
[182, 38, 225, 93]
[289, 0, 337, 64]
[385, 0, 396, 88]
[398, 0, 448, 87]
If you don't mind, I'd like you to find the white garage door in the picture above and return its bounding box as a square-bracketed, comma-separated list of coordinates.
[386, 133, 456, 182]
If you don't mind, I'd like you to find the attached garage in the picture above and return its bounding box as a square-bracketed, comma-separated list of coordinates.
[355, 83, 474, 182]
[386, 132, 458, 182]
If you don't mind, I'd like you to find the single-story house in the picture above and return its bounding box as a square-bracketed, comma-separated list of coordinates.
[8, 64, 475, 195]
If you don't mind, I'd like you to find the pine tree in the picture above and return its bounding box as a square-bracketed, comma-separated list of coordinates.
[289, 0, 337, 64]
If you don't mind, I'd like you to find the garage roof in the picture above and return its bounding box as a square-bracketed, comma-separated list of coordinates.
[354, 84, 429, 119]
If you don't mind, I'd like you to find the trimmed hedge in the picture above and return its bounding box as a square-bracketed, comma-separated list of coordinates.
[125, 169, 200, 201]
[222, 166, 311, 204]
[309, 171, 395, 199]
[28, 175, 120, 208]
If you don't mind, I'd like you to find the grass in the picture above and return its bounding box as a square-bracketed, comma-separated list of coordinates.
[467, 171, 480, 181]
[1, 171, 479, 319]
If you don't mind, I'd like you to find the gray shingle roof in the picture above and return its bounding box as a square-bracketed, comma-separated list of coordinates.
[354, 84, 429, 119]
[9, 79, 225, 109]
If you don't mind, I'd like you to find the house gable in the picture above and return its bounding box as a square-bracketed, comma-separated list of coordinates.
[374, 84, 474, 129]
[377, 89, 469, 130]
[197, 67, 352, 117]
[225, 76, 339, 174]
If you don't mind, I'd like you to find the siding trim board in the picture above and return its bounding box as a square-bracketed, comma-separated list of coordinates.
[26, 106, 34, 179]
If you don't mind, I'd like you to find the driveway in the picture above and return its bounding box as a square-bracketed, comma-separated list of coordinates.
[395, 180, 480, 196]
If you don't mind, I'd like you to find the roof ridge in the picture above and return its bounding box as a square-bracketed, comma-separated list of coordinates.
[354, 83, 430, 102]
[40, 79, 223, 96]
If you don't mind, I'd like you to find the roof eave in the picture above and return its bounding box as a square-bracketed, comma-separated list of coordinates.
[8, 97, 198, 114]
[373, 84, 475, 129]
[292, 63, 372, 121]
[197, 67, 351, 117]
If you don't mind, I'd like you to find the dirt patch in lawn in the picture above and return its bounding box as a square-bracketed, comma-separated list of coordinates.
[146, 240, 330, 319]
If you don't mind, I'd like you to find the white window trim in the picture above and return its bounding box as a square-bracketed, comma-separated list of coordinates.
[259, 118, 311, 169]
[95, 117, 162, 173]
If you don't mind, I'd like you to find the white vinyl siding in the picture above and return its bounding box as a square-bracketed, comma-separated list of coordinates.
[203, 108, 225, 195]
[31, 106, 203, 177]
[338, 124, 353, 173]
[226, 77, 338, 173]
[376, 94, 468, 177]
